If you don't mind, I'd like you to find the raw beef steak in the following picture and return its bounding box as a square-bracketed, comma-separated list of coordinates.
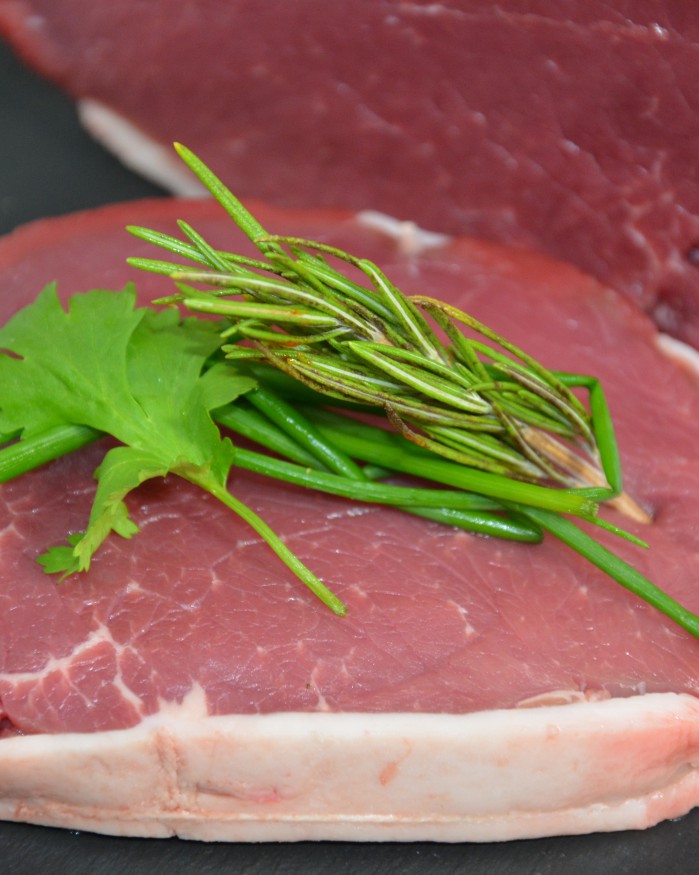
[1, 2, 698, 344]
[1, 198, 699, 839]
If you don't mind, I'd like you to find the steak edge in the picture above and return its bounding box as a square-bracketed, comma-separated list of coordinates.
[2, 694, 699, 841]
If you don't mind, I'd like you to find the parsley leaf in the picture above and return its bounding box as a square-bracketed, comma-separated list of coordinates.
[0, 284, 254, 573]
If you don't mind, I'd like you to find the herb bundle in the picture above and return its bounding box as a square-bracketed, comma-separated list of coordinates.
[1, 144, 698, 639]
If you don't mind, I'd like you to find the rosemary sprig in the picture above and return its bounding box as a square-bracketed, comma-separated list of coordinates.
[127, 144, 627, 518]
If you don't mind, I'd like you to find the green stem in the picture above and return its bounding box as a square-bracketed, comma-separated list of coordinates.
[233, 445, 494, 508]
[217, 390, 543, 542]
[246, 385, 365, 480]
[234, 446, 540, 542]
[400, 505, 541, 542]
[232, 387, 540, 542]
[214, 402, 322, 468]
[302, 408, 599, 519]
[0, 424, 101, 483]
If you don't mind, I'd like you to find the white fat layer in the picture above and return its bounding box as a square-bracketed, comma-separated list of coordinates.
[77, 100, 207, 197]
[356, 210, 451, 257]
[656, 333, 699, 381]
[2, 692, 699, 842]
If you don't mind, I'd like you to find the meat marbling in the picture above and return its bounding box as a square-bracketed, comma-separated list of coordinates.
[1, 198, 699, 840]
[1, 1, 698, 345]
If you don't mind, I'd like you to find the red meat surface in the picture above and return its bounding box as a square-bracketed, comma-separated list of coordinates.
[1, 198, 699, 739]
[1, 2, 698, 344]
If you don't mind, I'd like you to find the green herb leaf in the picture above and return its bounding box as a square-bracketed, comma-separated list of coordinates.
[36, 532, 84, 577]
[0, 284, 250, 573]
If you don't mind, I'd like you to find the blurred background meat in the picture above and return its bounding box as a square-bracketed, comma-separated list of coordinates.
[1, 1, 698, 345]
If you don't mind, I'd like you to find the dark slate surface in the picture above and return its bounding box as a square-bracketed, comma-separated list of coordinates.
[0, 37, 165, 235]
[1, 34, 698, 875]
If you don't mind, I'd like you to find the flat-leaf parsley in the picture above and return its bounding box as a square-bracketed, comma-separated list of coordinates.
[0, 283, 346, 614]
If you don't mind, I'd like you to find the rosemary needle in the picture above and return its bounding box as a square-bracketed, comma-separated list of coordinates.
[129, 149, 625, 515]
